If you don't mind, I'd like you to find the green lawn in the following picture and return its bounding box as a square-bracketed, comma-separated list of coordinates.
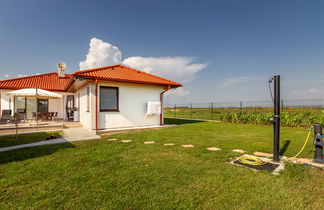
[0, 119, 323, 209]
[0, 131, 63, 148]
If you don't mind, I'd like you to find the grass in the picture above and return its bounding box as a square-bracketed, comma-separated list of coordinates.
[0, 119, 323, 209]
[0, 131, 63, 148]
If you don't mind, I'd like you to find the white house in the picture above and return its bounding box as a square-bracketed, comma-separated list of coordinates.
[0, 65, 181, 132]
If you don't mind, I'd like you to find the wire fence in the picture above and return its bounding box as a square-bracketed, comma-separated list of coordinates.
[163, 99, 324, 122]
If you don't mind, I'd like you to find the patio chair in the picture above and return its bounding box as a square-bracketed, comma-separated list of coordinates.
[0, 110, 12, 124]
[53, 112, 58, 121]
[17, 108, 26, 122]
[48, 112, 54, 121]
[32, 112, 36, 121]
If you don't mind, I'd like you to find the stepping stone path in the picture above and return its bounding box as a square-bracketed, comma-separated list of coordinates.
[207, 147, 221, 151]
[253, 151, 272, 158]
[108, 138, 117, 141]
[164, 143, 175, 146]
[121, 140, 132, 143]
[232, 149, 246, 153]
[144, 141, 155, 144]
[182, 144, 194, 148]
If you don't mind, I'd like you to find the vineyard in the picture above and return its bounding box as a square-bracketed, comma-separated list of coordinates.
[163, 100, 324, 128]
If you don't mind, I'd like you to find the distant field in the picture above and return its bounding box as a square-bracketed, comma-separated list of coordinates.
[163, 107, 324, 127]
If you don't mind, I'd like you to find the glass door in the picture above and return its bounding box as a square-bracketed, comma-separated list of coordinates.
[38, 99, 49, 113]
[26, 98, 37, 119]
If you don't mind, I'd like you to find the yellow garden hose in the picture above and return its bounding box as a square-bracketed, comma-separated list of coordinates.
[288, 129, 312, 160]
[238, 128, 313, 165]
[238, 155, 269, 165]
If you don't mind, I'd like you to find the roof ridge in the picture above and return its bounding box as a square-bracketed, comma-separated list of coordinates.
[122, 65, 181, 85]
[74, 64, 121, 74]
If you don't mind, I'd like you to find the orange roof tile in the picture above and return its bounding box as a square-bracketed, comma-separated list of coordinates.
[73, 65, 182, 88]
[0, 73, 73, 92]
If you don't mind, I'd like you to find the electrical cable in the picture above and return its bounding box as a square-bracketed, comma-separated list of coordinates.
[268, 81, 274, 103]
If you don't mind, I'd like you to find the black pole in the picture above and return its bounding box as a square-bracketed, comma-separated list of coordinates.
[273, 75, 280, 162]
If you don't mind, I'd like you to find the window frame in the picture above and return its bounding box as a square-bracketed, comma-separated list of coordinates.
[100, 86, 119, 112]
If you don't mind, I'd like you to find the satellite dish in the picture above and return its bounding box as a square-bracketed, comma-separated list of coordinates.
[57, 62, 67, 71]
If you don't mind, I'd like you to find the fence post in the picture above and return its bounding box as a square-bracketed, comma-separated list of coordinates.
[211, 102, 214, 120]
[190, 103, 193, 120]
[240, 101, 243, 114]
[281, 99, 284, 112]
[174, 104, 176, 118]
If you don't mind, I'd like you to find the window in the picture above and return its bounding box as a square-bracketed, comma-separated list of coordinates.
[86, 87, 90, 112]
[100, 86, 119, 111]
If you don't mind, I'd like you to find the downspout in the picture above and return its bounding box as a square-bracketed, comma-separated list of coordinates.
[95, 80, 99, 132]
[160, 86, 171, 125]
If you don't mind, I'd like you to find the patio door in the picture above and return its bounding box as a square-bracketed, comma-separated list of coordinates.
[38, 99, 49, 113]
[26, 98, 37, 119]
[24, 98, 48, 119]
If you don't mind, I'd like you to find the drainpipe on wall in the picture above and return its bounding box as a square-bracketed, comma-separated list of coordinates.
[95, 80, 99, 132]
[160, 86, 171, 125]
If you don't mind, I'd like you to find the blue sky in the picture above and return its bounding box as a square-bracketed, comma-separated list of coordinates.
[0, 0, 324, 104]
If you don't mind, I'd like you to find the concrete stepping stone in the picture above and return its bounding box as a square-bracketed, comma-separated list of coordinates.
[144, 141, 155, 144]
[232, 149, 246, 153]
[207, 147, 221, 151]
[292, 158, 324, 168]
[121, 140, 132, 143]
[182, 144, 194, 148]
[164, 143, 175, 146]
[253, 151, 272, 158]
[108, 138, 117, 141]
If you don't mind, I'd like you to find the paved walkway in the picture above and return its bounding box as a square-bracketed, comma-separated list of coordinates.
[0, 127, 101, 152]
[0, 138, 68, 152]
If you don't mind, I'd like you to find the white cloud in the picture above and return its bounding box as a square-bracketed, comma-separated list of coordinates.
[79, 38, 122, 70]
[17, 74, 28, 78]
[166, 87, 190, 96]
[123, 56, 206, 83]
[79, 38, 207, 96]
[4, 74, 10, 78]
[291, 88, 322, 95]
[221, 76, 254, 88]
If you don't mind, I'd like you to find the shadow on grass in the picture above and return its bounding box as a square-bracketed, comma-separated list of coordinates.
[164, 118, 205, 125]
[0, 142, 75, 165]
[280, 140, 291, 156]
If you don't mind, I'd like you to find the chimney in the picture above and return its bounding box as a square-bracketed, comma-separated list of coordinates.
[58, 68, 65, 77]
[57, 62, 67, 77]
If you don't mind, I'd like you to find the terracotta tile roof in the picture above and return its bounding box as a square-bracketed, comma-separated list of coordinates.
[0, 73, 73, 92]
[73, 65, 182, 88]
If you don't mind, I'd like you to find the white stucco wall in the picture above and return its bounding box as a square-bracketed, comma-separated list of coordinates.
[98, 82, 164, 129]
[76, 83, 96, 130]
[0, 90, 11, 112]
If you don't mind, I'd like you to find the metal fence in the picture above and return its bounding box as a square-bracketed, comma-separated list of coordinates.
[163, 99, 324, 121]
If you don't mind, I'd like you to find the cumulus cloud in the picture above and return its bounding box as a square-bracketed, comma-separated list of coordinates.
[79, 38, 207, 96]
[291, 88, 322, 95]
[0, 73, 41, 80]
[221, 76, 254, 88]
[123, 56, 206, 83]
[166, 87, 190, 96]
[79, 38, 122, 70]
[17, 74, 28, 78]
